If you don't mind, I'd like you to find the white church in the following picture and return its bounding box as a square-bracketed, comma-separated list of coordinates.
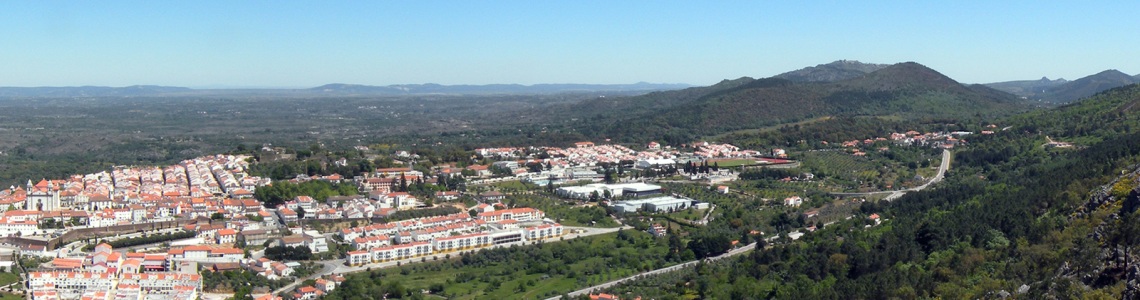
[24, 179, 61, 211]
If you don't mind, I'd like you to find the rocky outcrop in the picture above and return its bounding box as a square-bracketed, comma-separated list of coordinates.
[1049, 165, 1140, 299]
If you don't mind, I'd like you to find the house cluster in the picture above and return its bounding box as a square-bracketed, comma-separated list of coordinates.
[341, 214, 486, 249]
[29, 243, 201, 300]
[474, 147, 525, 158]
[445, 142, 769, 187]
[183, 221, 253, 245]
[272, 192, 428, 227]
[282, 173, 346, 185]
[834, 130, 972, 150]
[339, 213, 483, 245]
[687, 142, 761, 159]
[0, 154, 271, 233]
[287, 275, 344, 300]
[783, 196, 804, 207]
[237, 257, 298, 280]
[342, 208, 561, 266]
[354, 167, 427, 194]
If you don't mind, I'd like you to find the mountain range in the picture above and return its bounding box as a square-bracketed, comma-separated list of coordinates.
[0, 85, 193, 97]
[308, 82, 692, 95]
[985, 70, 1138, 103]
[0, 82, 692, 98]
[522, 62, 1034, 143]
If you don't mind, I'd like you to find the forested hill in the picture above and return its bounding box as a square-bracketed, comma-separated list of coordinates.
[519, 62, 1035, 145]
[773, 60, 890, 83]
[599, 84, 1140, 298]
[984, 77, 1068, 97]
[1029, 69, 1139, 104]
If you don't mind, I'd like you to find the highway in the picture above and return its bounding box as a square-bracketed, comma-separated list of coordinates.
[830, 149, 950, 201]
[546, 242, 758, 300]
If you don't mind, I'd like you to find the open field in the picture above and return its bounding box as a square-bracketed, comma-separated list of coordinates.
[333, 231, 675, 300]
[707, 159, 759, 167]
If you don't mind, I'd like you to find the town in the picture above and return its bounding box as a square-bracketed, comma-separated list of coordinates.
[0, 131, 962, 300]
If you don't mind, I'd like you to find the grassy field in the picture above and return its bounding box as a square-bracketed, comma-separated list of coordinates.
[709, 159, 759, 167]
[358, 232, 672, 299]
[488, 180, 540, 192]
[0, 273, 19, 287]
[507, 194, 621, 228]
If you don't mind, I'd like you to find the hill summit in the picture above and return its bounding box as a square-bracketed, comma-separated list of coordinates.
[983, 77, 1069, 97]
[1031, 69, 1138, 103]
[774, 60, 890, 83]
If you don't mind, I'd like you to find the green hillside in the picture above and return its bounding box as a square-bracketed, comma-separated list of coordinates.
[598, 83, 1140, 299]
[984, 77, 1068, 96]
[1029, 69, 1138, 104]
[527, 62, 1036, 144]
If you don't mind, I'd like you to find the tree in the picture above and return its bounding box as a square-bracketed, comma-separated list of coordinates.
[211, 212, 226, 220]
[296, 207, 307, 219]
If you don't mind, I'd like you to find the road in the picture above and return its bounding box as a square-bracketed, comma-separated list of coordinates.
[269, 261, 341, 295]
[696, 204, 715, 225]
[830, 149, 950, 201]
[546, 242, 758, 300]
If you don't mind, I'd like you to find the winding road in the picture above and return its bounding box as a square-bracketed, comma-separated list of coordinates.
[830, 149, 951, 201]
[545, 242, 758, 300]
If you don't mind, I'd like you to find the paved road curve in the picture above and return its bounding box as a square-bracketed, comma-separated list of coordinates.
[546, 242, 758, 300]
[830, 149, 951, 201]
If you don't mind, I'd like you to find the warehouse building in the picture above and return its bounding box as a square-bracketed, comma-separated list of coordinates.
[613, 196, 696, 213]
[555, 183, 662, 199]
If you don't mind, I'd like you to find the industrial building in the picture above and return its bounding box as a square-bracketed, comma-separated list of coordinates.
[612, 196, 698, 213]
[555, 183, 662, 199]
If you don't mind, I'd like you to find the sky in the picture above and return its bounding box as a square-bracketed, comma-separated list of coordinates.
[1, 1, 1137, 88]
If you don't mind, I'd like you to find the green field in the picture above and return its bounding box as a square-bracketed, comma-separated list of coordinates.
[487, 180, 540, 192]
[0, 273, 18, 287]
[710, 159, 760, 167]
[507, 194, 621, 228]
[798, 150, 938, 192]
[325, 231, 676, 300]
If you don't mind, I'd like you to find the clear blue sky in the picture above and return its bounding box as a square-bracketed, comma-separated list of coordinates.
[1, 1, 1137, 88]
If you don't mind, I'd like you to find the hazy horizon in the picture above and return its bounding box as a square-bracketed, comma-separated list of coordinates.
[2, 1, 1137, 87]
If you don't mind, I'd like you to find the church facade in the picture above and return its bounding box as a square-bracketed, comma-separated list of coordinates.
[25, 179, 61, 211]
